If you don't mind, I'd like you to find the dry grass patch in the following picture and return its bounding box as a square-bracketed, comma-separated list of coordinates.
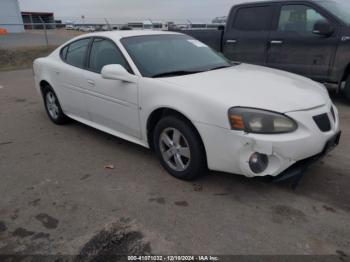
[0, 46, 57, 71]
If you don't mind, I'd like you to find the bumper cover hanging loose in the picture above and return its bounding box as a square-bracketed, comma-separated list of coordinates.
[272, 131, 341, 189]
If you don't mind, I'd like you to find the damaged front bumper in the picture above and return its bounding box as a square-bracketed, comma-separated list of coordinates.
[272, 131, 341, 187]
[196, 102, 341, 180]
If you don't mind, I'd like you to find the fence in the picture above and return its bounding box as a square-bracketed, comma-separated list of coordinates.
[0, 22, 106, 49]
[0, 21, 222, 50]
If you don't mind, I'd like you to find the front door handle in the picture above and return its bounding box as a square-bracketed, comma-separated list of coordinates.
[226, 39, 237, 44]
[270, 40, 283, 44]
[87, 80, 95, 86]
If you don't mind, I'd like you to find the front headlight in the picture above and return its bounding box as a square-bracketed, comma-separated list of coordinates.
[228, 107, 298, 134]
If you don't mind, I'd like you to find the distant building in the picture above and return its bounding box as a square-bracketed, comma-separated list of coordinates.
[0, 0, 24, 33]
[190, 23, 207, 29]
[55, 20, 65, 29]
[127, 22, 144, 29]
[212, 16, 227, 24]
[143, 20, 153, 29]
[21, 12, 56, 29]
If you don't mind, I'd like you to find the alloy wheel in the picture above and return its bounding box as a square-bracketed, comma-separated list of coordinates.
[46, 91, 59, 120]
[159, 127, 191, 171]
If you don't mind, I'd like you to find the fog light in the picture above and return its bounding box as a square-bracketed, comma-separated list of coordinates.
[249, 153, 268, 174]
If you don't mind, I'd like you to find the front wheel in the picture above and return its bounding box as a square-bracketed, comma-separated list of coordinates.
[153, 116, 207, 180]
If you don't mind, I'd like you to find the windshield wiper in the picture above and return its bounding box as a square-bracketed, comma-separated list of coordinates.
[152, 65, 234, 78]
[152, 70, 202, 78]
[206, 65, 232, 71]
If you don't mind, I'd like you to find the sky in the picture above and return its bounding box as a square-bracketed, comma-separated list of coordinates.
[18, 0, 251, 23]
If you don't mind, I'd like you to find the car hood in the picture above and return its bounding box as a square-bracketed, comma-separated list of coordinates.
[158, 64, 330, 113]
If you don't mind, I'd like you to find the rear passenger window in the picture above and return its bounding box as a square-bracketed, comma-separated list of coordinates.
[88, 38, 131, 73]
[60, 46, 68, 60]
[233, 6, 272, 31]
[65, 38, 90, 68]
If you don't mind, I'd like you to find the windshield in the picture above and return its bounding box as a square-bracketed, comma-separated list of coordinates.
[121, 34, 231, 78]
[317, 0, 350, 25]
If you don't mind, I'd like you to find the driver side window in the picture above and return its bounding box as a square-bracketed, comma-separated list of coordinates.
[88, 38, 131, 74]
[278, 5, 328, 33]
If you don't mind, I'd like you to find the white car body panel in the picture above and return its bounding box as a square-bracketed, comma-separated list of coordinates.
[159, 64, 330, 113]
[33, 31, 340, 178]
[82, 70, 141, 138]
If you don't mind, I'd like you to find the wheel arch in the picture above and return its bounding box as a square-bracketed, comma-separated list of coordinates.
[341, 63, 350, 101]
[39, 79, 67, 112]
[146, 107, 207, 163]
[39, 80, 53, 97]
[340, 63, 350, 84]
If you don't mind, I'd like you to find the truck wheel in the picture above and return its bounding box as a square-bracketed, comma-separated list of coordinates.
[345, 75, 350, 102]
[153, 116, 207, 180]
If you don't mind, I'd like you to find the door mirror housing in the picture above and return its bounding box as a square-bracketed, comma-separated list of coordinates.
[313, 20, 334, 36]
[101, 64, 137, 83]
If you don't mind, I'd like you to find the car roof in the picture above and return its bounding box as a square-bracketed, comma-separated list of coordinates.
[76, 30, 182, 41]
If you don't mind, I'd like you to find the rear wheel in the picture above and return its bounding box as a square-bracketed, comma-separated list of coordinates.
[153, 116, 207, 180]
[42, 86, 69, 125]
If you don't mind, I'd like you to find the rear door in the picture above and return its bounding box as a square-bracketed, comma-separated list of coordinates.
[57, 38, 91, 120]
[223, 4, 274, 65]
[266, 2, 339, 81]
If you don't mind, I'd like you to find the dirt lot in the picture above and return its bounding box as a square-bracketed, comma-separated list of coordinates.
[0, 69, 349, 259]
[0, 29, 82, 72]
[0, 46, 57, 71]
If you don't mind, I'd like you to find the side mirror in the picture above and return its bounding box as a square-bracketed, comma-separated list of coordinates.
[101, 64, 137, 83]
[313, 20, 334, 37]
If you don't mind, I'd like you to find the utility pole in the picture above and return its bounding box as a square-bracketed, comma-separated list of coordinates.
[148, 18, 153, 29]
[187, 19, 192, 29]
[104, 18, 112, 31]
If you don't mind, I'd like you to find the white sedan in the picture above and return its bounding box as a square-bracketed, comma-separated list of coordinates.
[33, 31, 341, 181]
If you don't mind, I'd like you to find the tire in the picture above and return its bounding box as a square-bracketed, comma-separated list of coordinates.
[153, 116, 207, 180]
[345, 75, 350, 103]
[42, 86, 69, 125]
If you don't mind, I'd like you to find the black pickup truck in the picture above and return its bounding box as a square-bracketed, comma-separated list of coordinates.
[174, 0, 350, 102]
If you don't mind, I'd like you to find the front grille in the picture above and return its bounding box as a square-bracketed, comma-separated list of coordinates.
[313, 113, 331, 132]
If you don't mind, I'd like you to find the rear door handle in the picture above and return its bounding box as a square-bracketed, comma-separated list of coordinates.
[226, 39, 237, 44]
[270, 40, 283, 44]
[87, 80, 95, 86]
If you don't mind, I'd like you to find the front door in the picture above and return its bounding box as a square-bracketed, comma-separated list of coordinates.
[267, 3, 339, 81]
[83, 37, 141, 138]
